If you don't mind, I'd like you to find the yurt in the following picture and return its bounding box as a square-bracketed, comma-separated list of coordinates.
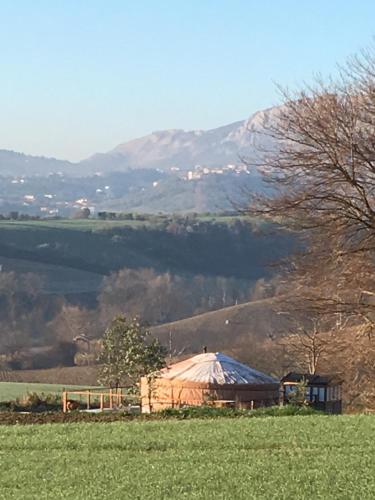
[140, 352, 279, 412]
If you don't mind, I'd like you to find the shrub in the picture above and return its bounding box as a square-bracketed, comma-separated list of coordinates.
[157, 404, 322, 419]
[18, 392, 62, 411]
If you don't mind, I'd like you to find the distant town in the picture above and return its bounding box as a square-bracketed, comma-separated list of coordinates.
[0, 163, 252, 217]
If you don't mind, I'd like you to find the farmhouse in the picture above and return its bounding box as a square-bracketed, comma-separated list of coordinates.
[281, 372, 343, 414]
[140, 351, 279, 412]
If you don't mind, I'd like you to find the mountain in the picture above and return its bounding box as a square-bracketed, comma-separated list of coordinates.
[0, 106, 279, 177]
[83, 106, 279, 172]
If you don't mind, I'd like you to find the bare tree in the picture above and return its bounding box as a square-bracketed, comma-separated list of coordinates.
[279, 318, 333, 375]
[319, 327, 375, 410]
[244, 47, 375, 332]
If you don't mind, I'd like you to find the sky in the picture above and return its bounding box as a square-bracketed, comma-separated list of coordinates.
[1, 1, 375, 161]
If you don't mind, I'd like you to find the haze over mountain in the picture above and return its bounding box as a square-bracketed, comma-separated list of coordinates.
[83, 106, 277, 172]
[0, 106, 279, 176]
[0, 150, 74, 177]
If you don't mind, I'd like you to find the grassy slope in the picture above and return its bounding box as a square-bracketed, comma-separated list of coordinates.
[0, 415, 374, 499]
[0, 382, 94, 402]
[151, 297, 288, 354]
[0, 366, 99, 386]
[0, 256, 103, 295]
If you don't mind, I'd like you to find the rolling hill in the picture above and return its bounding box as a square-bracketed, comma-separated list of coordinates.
[0, 256, 103, 298]
[0, 150, 75, 176]
[0, 218, 293, 290]
[99, 171, 265, 213]
[151, 297, 290, 360]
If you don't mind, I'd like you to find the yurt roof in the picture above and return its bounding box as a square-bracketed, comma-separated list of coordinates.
[160, 352, 277, 385]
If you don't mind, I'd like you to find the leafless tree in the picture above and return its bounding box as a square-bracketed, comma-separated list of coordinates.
[279, 319, 330, 375]
[244, 46, 375, 332]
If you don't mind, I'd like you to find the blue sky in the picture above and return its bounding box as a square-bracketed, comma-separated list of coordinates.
[1, 1, 375, 161]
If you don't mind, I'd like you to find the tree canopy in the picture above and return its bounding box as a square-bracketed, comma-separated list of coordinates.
[98, 315, 166, 389]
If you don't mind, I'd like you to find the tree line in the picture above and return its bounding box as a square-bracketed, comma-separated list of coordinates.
[0, 268, 255, 370]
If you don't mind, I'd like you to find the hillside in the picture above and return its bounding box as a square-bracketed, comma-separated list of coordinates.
[97, 171, 264, 214]
[0, 169, 264, 216]
[151, 297, 290, 359]
[0, 217, 294, 371]
[0, 366, 99, 386]
[0, 256, 102, 300]
[0, 218, 293, 299]
[0, 150, 75, 176]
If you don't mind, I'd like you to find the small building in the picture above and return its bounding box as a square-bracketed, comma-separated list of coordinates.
[281, 372, 343, 414]
[141, 352, 279, 412]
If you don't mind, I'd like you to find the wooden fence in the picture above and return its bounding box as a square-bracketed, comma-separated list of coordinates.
[62, 388, 128, 413]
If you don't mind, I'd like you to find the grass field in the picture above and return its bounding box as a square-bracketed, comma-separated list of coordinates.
[0, 218, 149, 231]
[0, 415, 373, 499]
[1, 365, 99, 386]
[0, 214, 245, 232]
[0, 382, 93, 402]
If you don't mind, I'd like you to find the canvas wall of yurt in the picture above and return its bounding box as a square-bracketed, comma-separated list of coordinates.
[140, 352, 279, 412]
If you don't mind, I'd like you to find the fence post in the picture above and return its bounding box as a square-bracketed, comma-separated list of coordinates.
[63, 391, 67, 413]
[87, 390, 90, 410]
[100, 394, 104, 411]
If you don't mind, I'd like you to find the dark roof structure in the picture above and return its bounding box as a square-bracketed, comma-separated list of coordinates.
[281, 372, 343, 386]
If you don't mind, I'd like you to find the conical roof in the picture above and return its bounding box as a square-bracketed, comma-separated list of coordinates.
[160, 352, 277, 385]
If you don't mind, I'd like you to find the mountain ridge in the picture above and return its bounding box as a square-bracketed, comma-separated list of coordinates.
[0, 106, 279, 176]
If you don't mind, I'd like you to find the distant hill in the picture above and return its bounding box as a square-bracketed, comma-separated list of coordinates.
[0, 256, 102, 304]
[151, 297, 290, 357]
[0, 105, 279, 213]
[0, 106, 280, 176]
[0, 150, 75, 176]
[0, 169, 264, 215]
[0, 217, 294, 301]
[0, 217, 292, 279]
[99, 171, 265, 213]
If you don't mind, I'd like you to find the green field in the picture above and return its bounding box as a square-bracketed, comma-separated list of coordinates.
[0, 415, 373, 499]
[0, 215, 290, 284]
[0, 218, 149, 231]
[0, 215, 243, 232]
[0, 382, 92, 402]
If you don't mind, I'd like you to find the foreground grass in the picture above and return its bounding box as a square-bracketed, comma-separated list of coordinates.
[0, 382, 93, 402]
[0, 415, 374, 499]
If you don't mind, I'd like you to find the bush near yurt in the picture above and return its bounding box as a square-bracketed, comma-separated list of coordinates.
[98, 315, 166, 390]
[157, 404, 321, 419]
